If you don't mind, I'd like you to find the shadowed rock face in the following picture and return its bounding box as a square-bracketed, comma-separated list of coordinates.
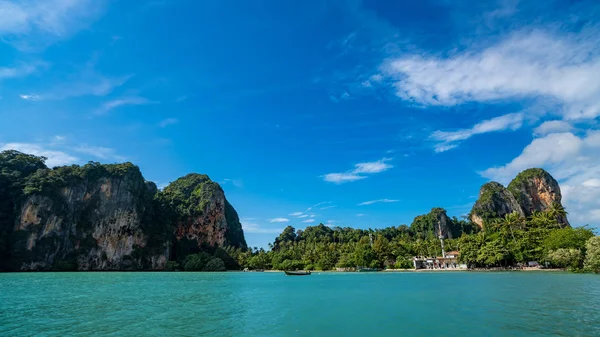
[12, 169, 169, 271]
[470, 168, 570, 228]
[1, 152, 247, 271]
[470, 182, 525, 229]
[160, 174, 247, 261]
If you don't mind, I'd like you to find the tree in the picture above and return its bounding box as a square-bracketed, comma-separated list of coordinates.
[548, 202, 568, 224]
[584, 236, 600, 273]
[544, 227, 594, 253]
[547, 249, 581, 270]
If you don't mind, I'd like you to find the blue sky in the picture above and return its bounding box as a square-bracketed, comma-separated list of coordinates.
[1, 0, 600, 248]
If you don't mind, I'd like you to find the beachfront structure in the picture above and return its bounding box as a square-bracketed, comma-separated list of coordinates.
[412, 251, 466, 270]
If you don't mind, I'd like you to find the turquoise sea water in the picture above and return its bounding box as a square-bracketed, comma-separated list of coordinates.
[1, 272, 599, 336]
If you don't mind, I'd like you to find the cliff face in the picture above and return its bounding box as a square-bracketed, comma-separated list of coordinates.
[470, 182, 525, 228]
[162, 174, 247, 261]
[10, 166, 169, 271]
[0, 151, 247, 271]
[410, 208, 456, 239]
[470, 168, 569, 228]
[508, 168, 569, 226]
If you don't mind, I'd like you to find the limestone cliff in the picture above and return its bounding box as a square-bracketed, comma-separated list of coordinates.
[411, 208, 457, 239]
[161, 174, 247, 261]
[508, 168, 569, 226]
[470, 182, 525, 229]
[9, 163, 169, 271]
[0, 150, 247, 271]
[470, 168, 569, 228]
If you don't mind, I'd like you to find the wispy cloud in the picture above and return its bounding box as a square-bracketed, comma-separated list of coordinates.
[0, 0, 106, 50]
[322, 157, 393, 184]
[0, 63, 42, 80]
[222, 178, 243, 188]
[358, 199, 399, 206]
[72, 145, 124, 161]
[19, 94, 41, 101]
[320, 205, 336, 210]
[19, 60, 131, 101]
[356, 214, 365, 217]
[381, 28, 600, 120]
[533, 120, 573, 136]
[431, 113, 524, 152]
[96, 96, 155, 115]
[302, 219, 315, 223]
[242, 222, 283, 234]
[322, 172, 366, 183]
[0, 142, 77, 167]
[289, 212, 304, 216]
[269, 218, 289, 223]
[158, 118, 178, 127]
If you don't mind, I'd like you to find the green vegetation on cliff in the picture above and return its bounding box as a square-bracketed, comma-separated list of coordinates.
[161, 174, 219, 218]
[0, 150, 247, 271]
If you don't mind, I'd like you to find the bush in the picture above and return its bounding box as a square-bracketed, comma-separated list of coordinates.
[584, 236, 600, 273]
[165, 260, 180, 271]
[547, 248, 581, 270]
[183, 252, 213, 271]
[394, 258, 413, 269]
[204, 258, 226, 271]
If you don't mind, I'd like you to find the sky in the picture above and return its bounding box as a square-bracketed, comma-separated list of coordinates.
[1, 0, 600, 249]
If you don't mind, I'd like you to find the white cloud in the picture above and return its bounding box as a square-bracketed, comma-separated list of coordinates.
[19, 94, 41, 101]
[353, 157, 393, 173]
[96, 96, 154, 115]
[0, 0, 105, 49]
[0, 63, 41, 80]
[320, 205, 336, 210]
[0, 142, 77, 167]
[322, 158, 393, 184]
[289, 212, 303, 216]
[534, 120, 573, 136]
[242, 223, 283, 234]
[159, 118, 178, 128]
[302, 219, 315, 223]
[356, 213, 365, 217]
[22, 61, 131, 101]
[297, 214, 309, 218]
[222, 178, 243, 188]
[269, 218, 289, 223]
[323, 172, 366, 183]
[481, 130, 600, 225]
[359, 198, 400, 206]
[72, 145, 123, 161]
[431, 113, 524, 152]
[382, 28, 600, 120]
[481, 132, 583, 183]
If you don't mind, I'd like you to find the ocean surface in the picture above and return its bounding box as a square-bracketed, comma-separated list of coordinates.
[1, 271, 599, 337]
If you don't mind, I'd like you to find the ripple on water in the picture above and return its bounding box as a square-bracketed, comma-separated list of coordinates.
[1, 272, 599, 336]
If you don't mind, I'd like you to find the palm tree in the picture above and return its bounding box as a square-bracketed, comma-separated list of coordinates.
[548, 202, 568, 225]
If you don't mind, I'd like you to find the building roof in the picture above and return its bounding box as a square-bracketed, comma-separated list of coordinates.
[446, 251, 460, 256]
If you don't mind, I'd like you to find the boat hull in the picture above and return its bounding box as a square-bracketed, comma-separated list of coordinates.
[284, 271, 311, 276]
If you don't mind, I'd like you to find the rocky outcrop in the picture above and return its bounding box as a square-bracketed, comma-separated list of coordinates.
[10, 165, 169, 271]
[470, 168, 569, 228]
[411, 208, 456, 239]
[162, 174, 247, 261]
[508, 168, 569, 226]
[470, 182, 525, 228]
[0, 151, 247, 271]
